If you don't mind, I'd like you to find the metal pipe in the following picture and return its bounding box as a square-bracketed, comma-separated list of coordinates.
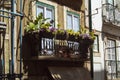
[19, 0, 23, 80]
[0, 9, 23, 16]
[115, 41, 118, 78]
[2, 30, 6, 80]
[0, 14, 11, 18]
[11, 0, 15, 76]
[88, 0, 94, 79]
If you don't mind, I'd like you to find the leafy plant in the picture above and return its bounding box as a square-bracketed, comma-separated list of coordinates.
[25, 13, 51, 33]
[55, 29, 66, 35]
[79, 26, 95, 40]
[25, 22, 38, 33]
[89, 31, 95, 40]
[57, 24, 61, 29]
[66, 29, 75, 35]
[79, 26, 87, 34]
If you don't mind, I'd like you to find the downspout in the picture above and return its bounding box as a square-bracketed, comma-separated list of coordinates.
[88, 0, 94, 79]
[20, 0, 23, 79]
[11, 0, 15, 75]
[115, 41, 118, 78]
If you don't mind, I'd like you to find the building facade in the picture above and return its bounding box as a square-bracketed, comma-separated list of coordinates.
[85, 0, 120, 80]
[0, 0, 93, 80]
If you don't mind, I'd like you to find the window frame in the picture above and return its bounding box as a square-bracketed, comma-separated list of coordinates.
[66, 11, 80, 32]
[36, 1, 55, 26]
[106, 39, 116, 60]
[105, 0, 115, 21]
[93, 35, 99, 52]
[105, 39, 118, 79]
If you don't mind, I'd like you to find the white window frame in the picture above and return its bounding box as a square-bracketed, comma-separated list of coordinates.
[66, 11, 80, 32]
[93, 35, 99, 52]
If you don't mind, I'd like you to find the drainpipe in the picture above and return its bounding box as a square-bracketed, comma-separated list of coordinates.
[20, 0, 23, 79]
[11, 0, 15, 75]
[88, 0, 94, 79]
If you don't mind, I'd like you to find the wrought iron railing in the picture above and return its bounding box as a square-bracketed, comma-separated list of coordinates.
[105, 60, 120, 80]
[39, 38, 80, 59]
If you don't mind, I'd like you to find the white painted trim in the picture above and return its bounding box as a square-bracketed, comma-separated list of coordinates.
[63, 6, 67, 29]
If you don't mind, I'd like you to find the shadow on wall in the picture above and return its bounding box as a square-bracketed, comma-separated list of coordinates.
[0, 32, 6, 75]
[51, 0, 83, 11]
[94, 70, 105, 80]
[22, 36, 53, 80]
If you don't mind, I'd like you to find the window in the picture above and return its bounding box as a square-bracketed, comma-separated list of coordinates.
[67, 11, 80, 32]
[105, 0, 114, 21]
[36, 1, 55, 26]
[106, 39, 116, 60]
[105, 39, 117, 79]
[93, 35, 99, 52]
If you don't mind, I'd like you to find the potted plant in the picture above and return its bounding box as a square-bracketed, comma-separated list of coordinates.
[78, 27, 95, 58]
[24, 13, 54, 56]
[39, 26, 56, 39]
[66, 29, 80, 42]
[25, 13, 56, 38]
[55, 29, 67, 40]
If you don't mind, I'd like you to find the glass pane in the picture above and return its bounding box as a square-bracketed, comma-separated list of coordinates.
[107, 0, 113, 4]
[93, 36, 98, 52]
[93, 45, 98, 51]
[111, 41, 115, 47]
[67, 14, 72, 29]
[107, 40, 110, 47]
[107, 39, 116, 60]
[46, 8, 53, 22]
[73, 16, 79, 32]
[37, 6, 44, 16]
[95, 39, 97, 44]
[108, 54, 111, 59]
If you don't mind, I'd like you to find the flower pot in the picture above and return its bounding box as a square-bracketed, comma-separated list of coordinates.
[55, 33, 67, 40]
[24, 32, 39, 44]
[67, 35, 79, 42]
[39, 31, 55, 39]
[79, 38, 94, 53]
[79, 34, 94, 58]
[24, 32, 40, 56]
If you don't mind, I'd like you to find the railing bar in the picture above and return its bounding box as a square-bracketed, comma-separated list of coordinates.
[48, 39, 50, 50]
[41, 38, 44, 50]
[43, 39, 45, 50]
[52, 39, 54, 51]
[45, 39, 47, 49]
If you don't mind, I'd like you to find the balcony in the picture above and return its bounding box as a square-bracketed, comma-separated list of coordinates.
[23, 13, 94, 62]
[23, 29, 94, 62]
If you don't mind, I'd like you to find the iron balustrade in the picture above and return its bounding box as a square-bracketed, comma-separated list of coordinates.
[39, 38, 80, 58]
